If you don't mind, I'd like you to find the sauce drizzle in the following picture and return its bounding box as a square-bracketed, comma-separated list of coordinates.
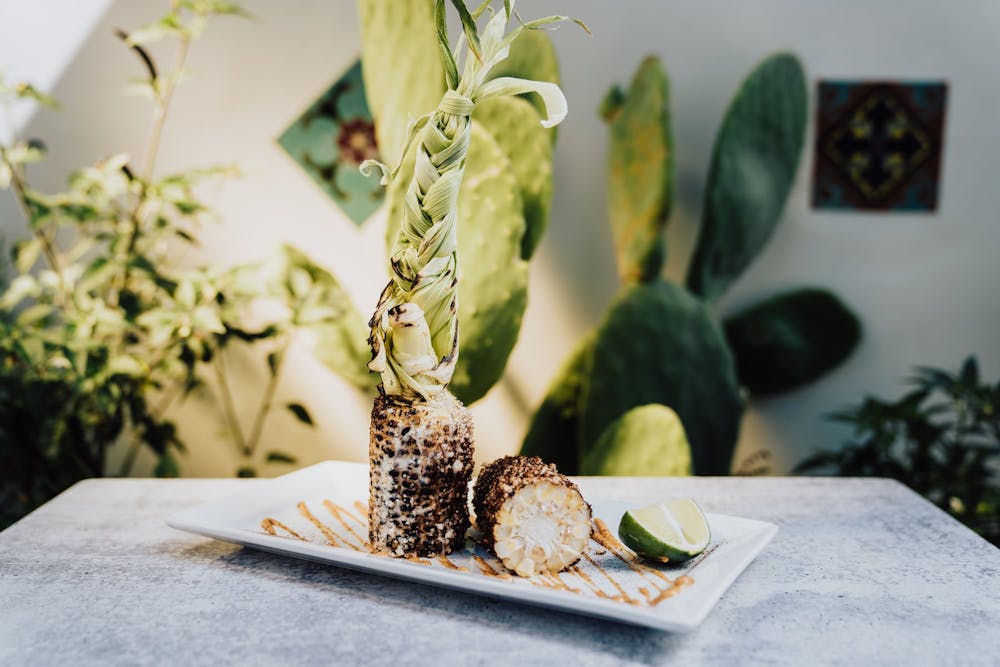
[582, 552, 640, 604]
[260, 518, 307, 541]
[437, 556, 469, 572]
[260, 500, 699, 607]
[592, 518, 674, 586]
[322, 499, 368, 548]
[297, 501, 341, 547]
[472, 555, 513, 580]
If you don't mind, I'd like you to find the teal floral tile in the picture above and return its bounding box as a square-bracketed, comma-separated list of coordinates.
[279, 60, 383, 226]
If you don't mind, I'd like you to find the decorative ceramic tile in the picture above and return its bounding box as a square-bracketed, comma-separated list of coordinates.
[813, 80, 947, 212]
[279, 60, 382, 225]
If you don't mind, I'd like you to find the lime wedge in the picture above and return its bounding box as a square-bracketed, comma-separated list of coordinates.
[618, 499, 710, 562]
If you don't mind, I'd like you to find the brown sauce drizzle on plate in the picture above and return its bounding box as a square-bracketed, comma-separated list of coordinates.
[322, 499, 367, 548]
[260, 503, 699, 607]
[437, 556, 469, 572]
[260, 518, 307, 542]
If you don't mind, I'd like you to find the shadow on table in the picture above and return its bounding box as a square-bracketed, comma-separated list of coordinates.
[173, 540, 688, 664]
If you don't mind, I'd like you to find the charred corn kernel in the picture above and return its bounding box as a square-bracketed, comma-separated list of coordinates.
[368, 393, 474, 557]
[473, 456, 592, 577]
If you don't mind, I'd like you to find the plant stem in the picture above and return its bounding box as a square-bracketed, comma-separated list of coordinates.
[117, 439, 143, 478]
[244, 338, 290, 459]
[0, 146, 70, 305]
[116, 36, 191, 303]
[214, 346, 248, 455]
[141, 37, 189, 183]
[118, 384, 183, 478]
[153, 382, 184, 418]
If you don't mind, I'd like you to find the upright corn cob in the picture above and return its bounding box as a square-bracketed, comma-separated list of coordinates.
[368, 392, 473, 555]
[361, 1, 574, 557]
[473, 456, 592, 577]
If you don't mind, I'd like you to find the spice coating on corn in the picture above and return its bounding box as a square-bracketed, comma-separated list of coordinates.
[473, 456, 592, 577]
[369, 393, 474, 556]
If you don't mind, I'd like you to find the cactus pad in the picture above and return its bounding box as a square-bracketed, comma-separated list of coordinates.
[474, 95, 554, 260]
[519, 333, 595, 474]
[686, 53, 807, 301]
[603, 56, 673, 284]
[581, 403, 692, 476]
[446, 125, 529, 404]
[358, 0, 444, 162]
[724, 287, 861, 396]
[579, 282, 743, 475]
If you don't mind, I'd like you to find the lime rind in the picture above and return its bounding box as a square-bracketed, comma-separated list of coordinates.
[618, 499, 711, 562]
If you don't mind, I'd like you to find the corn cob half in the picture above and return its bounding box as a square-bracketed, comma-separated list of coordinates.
[473, 456, 592, 577]
[369, 392, 474, 556]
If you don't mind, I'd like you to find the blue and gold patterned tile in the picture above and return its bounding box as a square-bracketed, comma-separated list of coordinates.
[279, 60, 382, 226]
[813, 80, 947, 212]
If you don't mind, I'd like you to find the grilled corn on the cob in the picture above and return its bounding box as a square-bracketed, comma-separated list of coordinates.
[473, 456, 592, 577]
[369, 393, 474, 556]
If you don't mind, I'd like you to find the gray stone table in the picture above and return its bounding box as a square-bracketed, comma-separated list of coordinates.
[2, 476, 998, 666]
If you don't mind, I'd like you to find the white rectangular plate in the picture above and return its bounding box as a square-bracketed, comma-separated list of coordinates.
[167, 461, 776, 632]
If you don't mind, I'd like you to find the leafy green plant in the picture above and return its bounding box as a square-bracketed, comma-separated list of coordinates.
[797, 357, 1000, 546]
[521, 53, 862, 476]
[0, 2, 342, 527]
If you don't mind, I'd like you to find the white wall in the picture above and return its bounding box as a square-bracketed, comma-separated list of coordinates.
[2, 0, 998, 476]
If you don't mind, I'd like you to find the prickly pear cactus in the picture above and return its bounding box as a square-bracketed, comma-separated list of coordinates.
[358, 0, 444, 162]
[447, 126, 530, 404]
[601, 56, 672, 284]
[522, 52, 861, 477]
[580, 283, 742, 476]
[686, 53, 807, 302]
[473, 96, 554, 260]
[581, 404, 692, 476]
[724, 287, 861, 396]
[520, 333, 594, 474]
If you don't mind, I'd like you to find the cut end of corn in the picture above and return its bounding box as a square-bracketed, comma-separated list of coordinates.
[473, 456, 592, 577]
[493, 481, 592, 577]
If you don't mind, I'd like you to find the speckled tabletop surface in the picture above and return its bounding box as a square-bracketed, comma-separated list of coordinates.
[1, 475, 998, 666]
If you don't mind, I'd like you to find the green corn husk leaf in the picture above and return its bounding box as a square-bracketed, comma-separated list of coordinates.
[580, 281, 743, 475]
[386, 125, 529, 404]
[581, 403, 692, 476]
[686, 52, 807, 301]
[519, 332, 595, 475]
[473, 95, 553, 260]
[723, 287, 861, 396]
[279, 245, 375, 391]
[486, 28, 560, 139]
[602, 56, 673, 285]
[359, 0, 445, 162]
